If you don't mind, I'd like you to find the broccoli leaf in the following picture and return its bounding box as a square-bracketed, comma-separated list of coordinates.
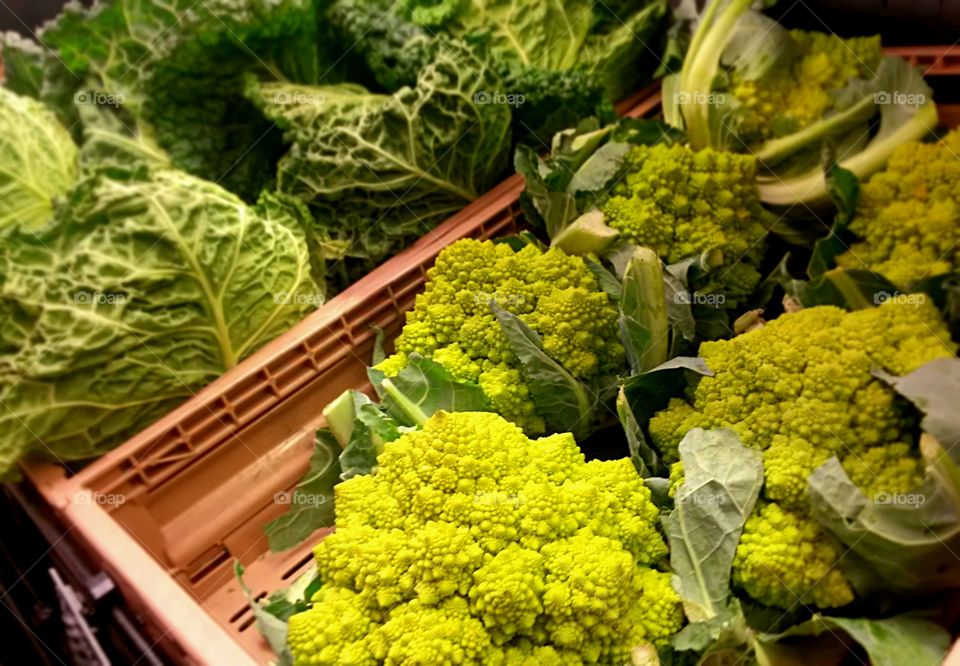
[0, 169, 318, 475]
[379, 354, 493, 428]
[492, 303, 596, 440]
[323, 390, 402, 480]
[874, 357, 960, 461]
[622, 356, 712, 422]
[617, 387, 664, 478]
[758, 614, 951, 666]
[0, 87, 78, 229]
[807, 165, 860, 279]
[665, 428, 763, 622]
[235, 561, 294, 662]
[249, 40, 511, 293]
[809, 450, 960, 594]
[264, 431, 342, 553]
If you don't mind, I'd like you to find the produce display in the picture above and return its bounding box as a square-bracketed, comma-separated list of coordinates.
[1, 0, 959, 664]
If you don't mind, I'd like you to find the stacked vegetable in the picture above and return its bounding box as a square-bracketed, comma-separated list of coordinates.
[0, 0, 671, 475]
[258, 2, 960, 665]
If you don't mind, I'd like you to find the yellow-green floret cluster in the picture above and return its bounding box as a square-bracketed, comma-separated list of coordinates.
[601, 143, 768, 298]
[287, 411, 682, 664]
[649, 301, 956, 610]
[729, 32, 882, 146]
[836, 129, 960, 285]
[374, 239, 624, 434]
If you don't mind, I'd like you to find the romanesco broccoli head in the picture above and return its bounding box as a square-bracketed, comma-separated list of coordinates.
[729, 32, 882, 146]
[649, 301, 955, 611]
[733, 502, 855, 610]
[836, 129, 960, 285]
[601, 142, 768, 299]
[375, 239, 623, 434]
[289, 411, 679, 663]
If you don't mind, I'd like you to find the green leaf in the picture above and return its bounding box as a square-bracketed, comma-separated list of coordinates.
[39, 0, 328, 200]
[234, 561, 294, 663]
[760, 614, 951, 666]
[515, 145, 578, 238]
[808, 454, 960, 594]
[261, 564, 320, 621]
[0, 87, 78, 229]
[264, 432, 342, 552]
[620, 247, 669, 374]
[0, 171, 318, 475]
[665, 428, 763, 622]
[331, 393, 401, 480]
[380, 353, 493, 427]
[621, 356, 712, 427]
[807, 165, 859, 279]
[250, 40, 511, 293]
[617, 387, 664, 478]
[786, 267, 898, 311]
[492, 303, 595, 439]
[874, 358, 960, 460]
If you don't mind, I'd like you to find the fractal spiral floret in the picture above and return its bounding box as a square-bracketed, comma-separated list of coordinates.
[650, 301, 956, 610]
[287, 411, 682, 664]
[374, 239, 624, 434]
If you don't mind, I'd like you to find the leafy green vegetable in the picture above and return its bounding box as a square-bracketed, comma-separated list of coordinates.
[0, 167, 318, 476]
[376, 354, 493, 428]
[20, 0, 330, 200]
[235, 561, 295, 664]
[665, 428, 763, 623]
[248, 40, 512, 292]
[264, 432, 342, 552]
[759, 614, 951, 666]
[0, 87, 78, 229]
[492, 303, 598, 440]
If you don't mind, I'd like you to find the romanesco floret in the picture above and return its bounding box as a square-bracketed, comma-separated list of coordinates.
[729, 32, 882, 146]
[375, 239, 623, 434]
[733, 503, 854, 610]
[289, 411, 680, 664]
[836, 129, 960, 285]
[601, 143, 767, 298]
[648, 301, 956, 611]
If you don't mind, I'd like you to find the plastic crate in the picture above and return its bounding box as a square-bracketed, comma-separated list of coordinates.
[20, 87, 663, 665]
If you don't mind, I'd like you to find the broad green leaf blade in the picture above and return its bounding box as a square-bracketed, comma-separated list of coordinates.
[492, 303, 594, 439]
[235, 561, 294, 663]
[265, 432, 342, 553]
[515, 145, 578, 238]
[381, 353, 493, 427]
[621, 356, 712, 428]
[807, 165, 860, 279]
[0, 87, 78, 229]
[339, 402, 401, 480]
[874, 357, 960, 460]
[617, 387, 664, 478]
[0, 169, 318, 475]
[761, 614, 950, 666]
[261, 563, 319, 621]
[665, 428, 763, 622]
[808, 456, 960, 593]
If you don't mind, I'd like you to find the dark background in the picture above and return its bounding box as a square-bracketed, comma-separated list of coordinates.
[1, 0, 960, 40]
